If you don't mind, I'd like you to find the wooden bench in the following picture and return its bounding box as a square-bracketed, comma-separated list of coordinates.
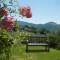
[26, 35, 50, 52]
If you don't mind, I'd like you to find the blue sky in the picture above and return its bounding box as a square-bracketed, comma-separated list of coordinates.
[17, 0, 60, 24]
[6, 0, 60, 24]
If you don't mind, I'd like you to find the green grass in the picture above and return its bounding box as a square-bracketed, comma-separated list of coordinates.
[0, 44, 60, 60]
[9, 44, 60, 60]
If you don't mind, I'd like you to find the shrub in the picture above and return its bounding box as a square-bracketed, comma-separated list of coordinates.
[0, 29, 14, 60]
[48, 34, 57, 48]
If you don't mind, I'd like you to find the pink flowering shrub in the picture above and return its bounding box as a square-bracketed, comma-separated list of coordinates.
[0, 7, 14, 31]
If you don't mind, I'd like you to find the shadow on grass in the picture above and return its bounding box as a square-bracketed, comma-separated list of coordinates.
[26, 49, 49, 53]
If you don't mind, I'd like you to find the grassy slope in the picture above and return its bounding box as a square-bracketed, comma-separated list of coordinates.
[0, 31, 59, 60]
[10, 44, 60, 60]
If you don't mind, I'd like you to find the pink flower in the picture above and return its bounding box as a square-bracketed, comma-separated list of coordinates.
[0, 16, 14, 30]
[0, 7, 8, 16]
[19, 6, 32, 18]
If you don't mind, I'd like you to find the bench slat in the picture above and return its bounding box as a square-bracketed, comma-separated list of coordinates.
[28, 43, 48, 46]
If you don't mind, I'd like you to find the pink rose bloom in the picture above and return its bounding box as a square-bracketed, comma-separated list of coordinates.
[19, 5, 32, 18]
[1, 16, 14, 30]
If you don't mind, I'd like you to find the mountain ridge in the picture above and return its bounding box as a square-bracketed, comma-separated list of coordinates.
[17, 21, 60, 31]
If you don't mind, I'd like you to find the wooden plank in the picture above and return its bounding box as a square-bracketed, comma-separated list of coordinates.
[28, 43, 48, 46]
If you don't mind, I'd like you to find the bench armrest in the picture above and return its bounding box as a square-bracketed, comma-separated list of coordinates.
[26, 40, 29, 44]
[46, 40, 50, 44]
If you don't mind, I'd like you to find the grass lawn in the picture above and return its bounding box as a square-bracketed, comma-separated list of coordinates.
[10, 44, 60, 60]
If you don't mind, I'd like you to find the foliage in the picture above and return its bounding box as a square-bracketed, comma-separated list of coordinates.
[48, 32, 60, 49]
[0, 0, 32, 60]
[0, 29, 14, 60]
[13, 21, 20, 32]
[48, 34, 57, 48]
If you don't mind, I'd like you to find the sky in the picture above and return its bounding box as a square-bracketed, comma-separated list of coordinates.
[5, 0, 60, 24]
[17, 0, 60, 24]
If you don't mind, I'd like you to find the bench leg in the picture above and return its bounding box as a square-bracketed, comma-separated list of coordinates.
[45, 46, 47, 51]
[47, 46, 49, 52]
[26, 45, 28, 52]
[45, 46, 49, 52]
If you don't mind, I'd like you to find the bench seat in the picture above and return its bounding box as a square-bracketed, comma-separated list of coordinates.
[26, 40, 50, 52]
[28, 43, 48, 46]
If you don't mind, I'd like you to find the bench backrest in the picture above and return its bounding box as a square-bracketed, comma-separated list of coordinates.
[27, 36, 47, 43]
